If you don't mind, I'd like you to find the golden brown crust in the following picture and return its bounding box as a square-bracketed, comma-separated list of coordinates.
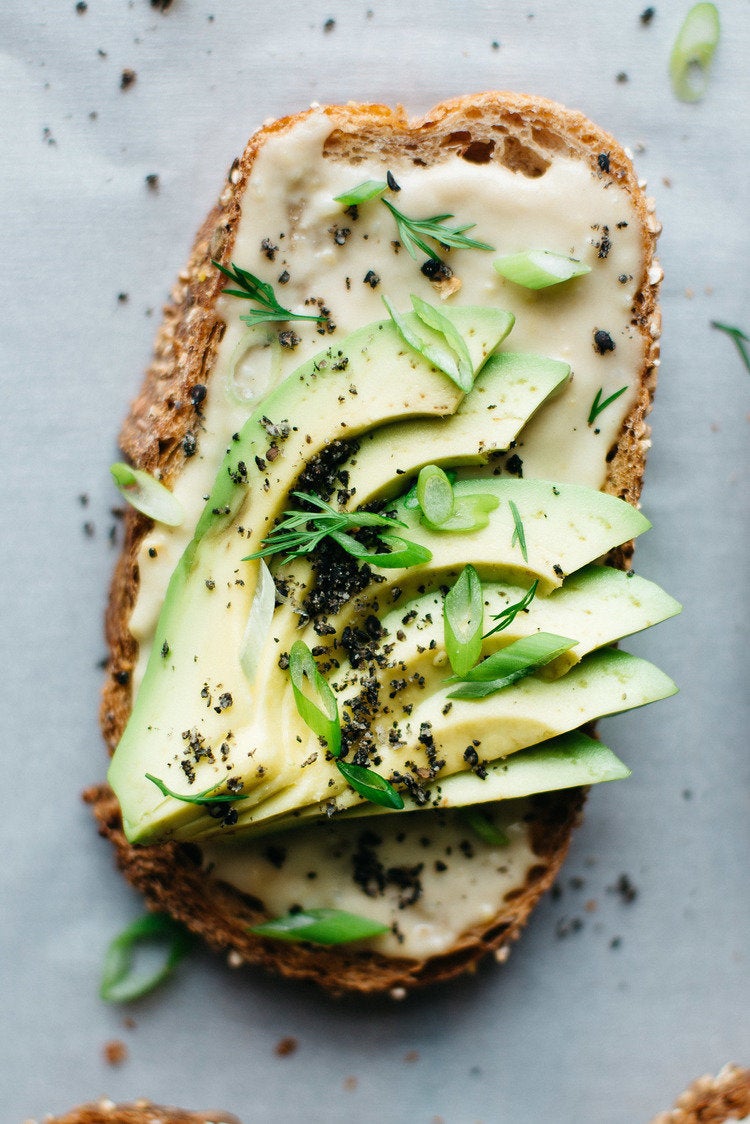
[93, 93, 660, 996]
[33, 1101, 241, 1124]
[651, 1065, 750, 1123]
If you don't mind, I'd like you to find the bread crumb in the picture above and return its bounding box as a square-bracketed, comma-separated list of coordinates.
[120, 68, 137, 91]
[227, 950, 243, 968]
[275, 1036, 298, 1057]
[343, 1076, 358, 1091]
[103, 1039, 128, 1066]
[404, 1050, 419, 1063]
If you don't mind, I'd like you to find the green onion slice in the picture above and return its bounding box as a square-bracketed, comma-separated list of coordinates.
[110, 463, 184, 527]
[383, 295, 474, 392]
[100, 913, 193, 1003]
[461, 808, 510, 847]
[494, 250, 591, 290]
[447, 632, 578, 700]
[444, 564, 484, 677]
[337, 760, 405, 810]
[288, 641, 341, 756]
[670, 2, 720, 102]
[333, 180, 388, 206]
[403, 469, 457, 510]
[484, 580, 538, 639]
[421, 492, 499, 533]
[239, 559, 276, 684]
[509, 499, 528, 562]
[329, 531, 432, 569]
[145, 773, 249, 806]
[250, 908, 389, 945]
[416, 464, 455, 526]
[411, 295, 474, 391]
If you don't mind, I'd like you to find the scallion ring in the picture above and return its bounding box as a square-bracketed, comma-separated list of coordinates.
[250, 908, 389, 945]
[336, 759, 404, 810]
[100, 913, 193, 1003]
[494, 250, 591, 290]
[288, 640, 341, 756]
[669, 2, 720, 103]
[416, 464, 455, 526]
[444, 564, 484, 678]
[111, 463, 184, 527]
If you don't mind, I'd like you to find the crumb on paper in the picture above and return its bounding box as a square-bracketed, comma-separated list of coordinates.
[275, 1036, 298, 1057]
[120, 68, 137, 91]
[103, 1039, 127, 1066]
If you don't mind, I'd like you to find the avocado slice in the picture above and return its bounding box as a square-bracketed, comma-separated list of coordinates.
[110, 306, 515, 843]
[340, 352, 570, 508]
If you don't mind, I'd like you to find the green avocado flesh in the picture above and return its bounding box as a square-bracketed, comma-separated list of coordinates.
[109, 310, 679, 846]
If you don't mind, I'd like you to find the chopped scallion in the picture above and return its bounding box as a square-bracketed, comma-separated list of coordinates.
[494, 250, 591, 290]
[509, 500, 528, 562]
[669, 2, 720, 102]
[461, 808, 510, 846]
[110, 463, 184, 527]
[444, 565, 484, 677]
[249, 908, 388, 945]
[421, 492, 499, 533]
[447, 632, 578, 700]
[288, 641, 341, 756]
[383, 295, 474, 392]
[333, 179, 388, 205]
[239, 559, 276, 684]
[336, 759, 404, 810]
[416, 464, 455, 526]
[100, 913, 193, 1003]
[328, 530, 432, 569]
[484, 580, 539, 639]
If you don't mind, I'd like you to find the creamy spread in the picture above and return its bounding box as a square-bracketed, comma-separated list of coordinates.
[124, 109, 654, 958]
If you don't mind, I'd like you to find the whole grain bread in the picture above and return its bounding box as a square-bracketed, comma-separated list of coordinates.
[90, 93, 661, 997]
[31, 1102, 241, 1124]
[651, 1064, 750, 1124]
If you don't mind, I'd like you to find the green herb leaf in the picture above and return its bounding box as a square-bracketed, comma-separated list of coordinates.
[588, 385, 629, 426]
[483, 580, 539, 639]
[110, 463, 184, 527]
[403, 468, 457, 509]
[670, 2, 720, 103]
[383, 295, 475, 392]
[444, 565, 484, 677]
[288, 640, 341, 756]
[494, 250, 591, 290]
[145, 774, 249, 806]
[334, 179, 388, 205]
[244, 492, 408, 563]
[249, 908, 389, 945]
[509, 499, 528, 562]
[239, 559, 276, 684]
[328, 530, 432, 569]
[100, 914, 193, 1003]
[416, 464, 455, 526]
[336, 759, 404, 810]
[421, 492, 499, 533]
[411, 295, 474, 390]
[213, 260, 326, 326]
[447, 632, 578, 700]
[382, 199, 494, 261]
[461, 808, 510, 846]
[711, 321, 750, 374]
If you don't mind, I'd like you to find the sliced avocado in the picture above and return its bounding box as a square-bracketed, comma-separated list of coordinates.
[168, 648, 676, 842]
[110, 307, 514, 844]
[341, 352, 569, 509]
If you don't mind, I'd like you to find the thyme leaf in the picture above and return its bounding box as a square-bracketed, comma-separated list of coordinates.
[588, 385, 628, 426]
[212, 260, 326, 326]
[711, 320, 750, 374]
[381, 199, 494, 261]
[483, 580, 539, 639]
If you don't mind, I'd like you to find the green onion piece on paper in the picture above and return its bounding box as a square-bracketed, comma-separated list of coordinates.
[337, 759, 404, 810]
[100, 914, 193, 1003]
[416, 464, 455, 526]
[250, 908, 389, 945]
[334, 179, 388, 206]
[447, 632, 578, 700]
[288, 641, 341, 756]
[494, 250, 591, 290]
[462, 808, 510, 847]
[110, 463, 184, 527]
[444, 565, 484, 678]
[669, 2, 720, 103]
[711, 321, 750, 374]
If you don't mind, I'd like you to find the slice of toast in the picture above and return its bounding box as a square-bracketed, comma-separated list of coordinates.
[651, 1064, 750, 1123]
[30, 1101, 241, 1124]
[91, 93, 662, 996]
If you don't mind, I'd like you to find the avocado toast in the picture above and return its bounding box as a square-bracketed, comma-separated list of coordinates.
[90, 93, 676, 995]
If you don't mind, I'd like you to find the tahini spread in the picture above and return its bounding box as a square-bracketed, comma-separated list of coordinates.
[126, 110, 653, 958]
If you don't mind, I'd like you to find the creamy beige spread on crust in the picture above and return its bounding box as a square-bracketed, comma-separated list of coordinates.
[123, 109, 652, 959]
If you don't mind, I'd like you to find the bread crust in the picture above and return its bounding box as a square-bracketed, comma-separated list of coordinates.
[92, 93, 661, 996]
[651, 1065, 750, 1123]
[34, 1101, 241, 1124]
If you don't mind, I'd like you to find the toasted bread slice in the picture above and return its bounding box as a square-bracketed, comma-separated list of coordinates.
[651, 1064, 750, 1123]
[92, 94, 661, 996]
[28, 1101, 241, 1124]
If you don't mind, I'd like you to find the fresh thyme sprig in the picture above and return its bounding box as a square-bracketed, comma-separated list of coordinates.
[588, 385, 628, 426]
[483, 580, 539, 639]
[212, 260, 327, 326]
[381, 199, 494, 261]
[711, 320, 750, 374]
[509, 500, 528, 563]
[244, 492, 427, 567]
[145, 773, 249, 807]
